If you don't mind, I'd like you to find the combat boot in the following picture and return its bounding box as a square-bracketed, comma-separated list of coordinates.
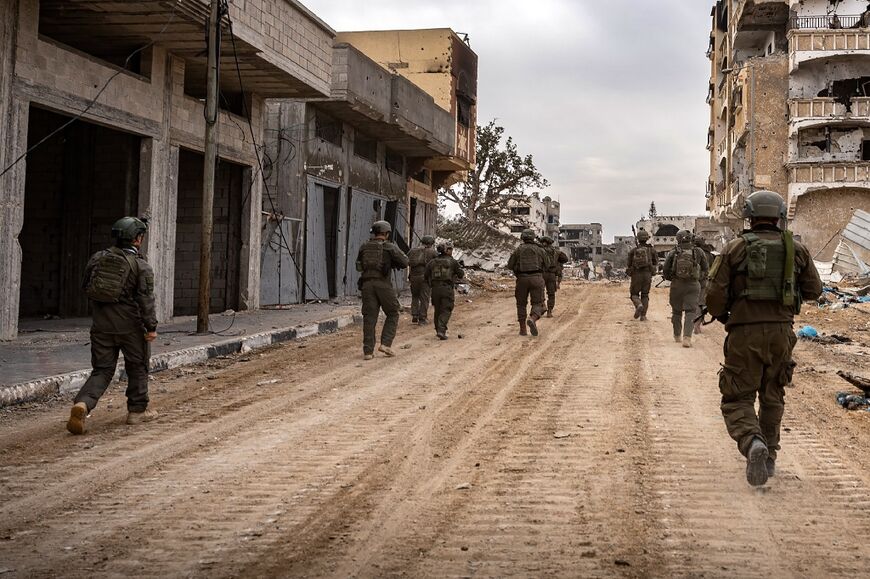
[682, 336, 692, 348]
[436, 332, 448, 341]
[766, 457, 776, 478]
[693, 319, 703, 335]
[66, 402, 88, 435]
[546, 309, 554, 318]
[378, 345, 396, 357]
[126, 408, 159, 425]
[632, 299, 643, 320]
[674, 335, 681, 343]
[519, 321, 528, 336]
[364, 354, 374, 361]
[746, 438, 770, 487]
[527, 315, 539, 337]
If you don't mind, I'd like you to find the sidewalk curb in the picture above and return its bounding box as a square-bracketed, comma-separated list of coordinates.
[0, 314, 362, 408]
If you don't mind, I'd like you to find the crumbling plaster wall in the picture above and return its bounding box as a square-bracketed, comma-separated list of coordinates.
[791, 187, 870, 259]
[792, 0, 868, 16]
[747, 54, 790, 196]
[790, 61, 870, 98]
[796, 126, 869, 162]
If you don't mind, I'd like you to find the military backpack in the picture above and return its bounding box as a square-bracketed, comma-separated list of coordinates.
[737, 231, 797, 308]
[408, 248, 428, 268]
[672, 247, 700, 281]
[516, 244, 543, 273]
[633, 246, 653, 270]
[357, 241, 389, 277]
[85, 247, 138, 303]
[430, 258, 454, 283]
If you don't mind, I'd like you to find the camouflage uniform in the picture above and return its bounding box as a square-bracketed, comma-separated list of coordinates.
[75, 246, 158, 413]
[507, 234, 550, 335]
[407, 244, 438, 323]
[627, 239, 658, 320]
[541, 240, 569, 316]
[663, 239, 709, 342]
[356, 237, 409, 356]
[425, 251, 464, 338]
[706, 224, 822, 469]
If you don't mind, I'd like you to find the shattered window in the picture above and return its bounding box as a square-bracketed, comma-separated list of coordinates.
[315, 111, 342, 147]
[354, 132, 378, 163]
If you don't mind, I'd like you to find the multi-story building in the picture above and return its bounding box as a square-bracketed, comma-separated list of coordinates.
[503, 193, 549, 238]
[636, 215, 733, 256]
[559, 223, 603, 262]
[544, 196, 561, 239]
[0, 0, 334, 339]
[707, 0, 870, 259]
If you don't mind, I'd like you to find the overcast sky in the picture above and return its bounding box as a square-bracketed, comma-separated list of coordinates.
[302, 0, 712, 241]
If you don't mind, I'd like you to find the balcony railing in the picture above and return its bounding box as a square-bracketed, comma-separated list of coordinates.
[789, 97, 870, 119]
[789, 15, 865, 31]
[790, 29, 870, 53]
[791, 163, 870, 184]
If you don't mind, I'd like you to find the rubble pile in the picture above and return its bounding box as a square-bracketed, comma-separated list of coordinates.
[438, 219, 520, 273]
[837, 371, 870, 412]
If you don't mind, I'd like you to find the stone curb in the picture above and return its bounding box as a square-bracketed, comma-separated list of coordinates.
[0, 314, 362, 408]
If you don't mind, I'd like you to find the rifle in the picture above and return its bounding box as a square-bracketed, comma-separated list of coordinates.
[694, 305, 728, 326]
[631, 225, 640, 248]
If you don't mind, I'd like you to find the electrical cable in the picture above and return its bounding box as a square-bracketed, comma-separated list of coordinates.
[225, 16, 324, 303]
[0, 4, 181, 179]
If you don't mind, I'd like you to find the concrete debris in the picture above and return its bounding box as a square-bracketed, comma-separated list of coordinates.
[455, 483, 472, 490]
[837, 371, 870, 396]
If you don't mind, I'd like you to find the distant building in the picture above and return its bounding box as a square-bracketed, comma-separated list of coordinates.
[544, 197, 561, 239]
[502, 193, 554, 238]
[636, 215, 732, 257]
[559, 223, 603, 262]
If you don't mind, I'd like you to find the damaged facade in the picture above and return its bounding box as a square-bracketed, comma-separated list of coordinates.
[707, 0, 870, 258]
[636, 215, 732, 257]
[559, 223, 603, 262]
[0, 1, 477, 339]
[501, 193, 560, 239]
[260, 28, 477, 305]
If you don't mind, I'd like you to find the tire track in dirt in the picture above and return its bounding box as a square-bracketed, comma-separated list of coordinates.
[637, 290, 870, 578]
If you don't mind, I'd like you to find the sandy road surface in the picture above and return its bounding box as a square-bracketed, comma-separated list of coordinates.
[1, 283, 870, 578]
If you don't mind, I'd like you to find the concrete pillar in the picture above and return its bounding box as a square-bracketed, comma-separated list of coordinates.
[240, 164, 262, 311]
[0, 0, 26, 340]
[138, 48, 178, 324]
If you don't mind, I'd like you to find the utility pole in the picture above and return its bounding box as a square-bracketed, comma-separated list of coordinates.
[198, 0, 221, 334]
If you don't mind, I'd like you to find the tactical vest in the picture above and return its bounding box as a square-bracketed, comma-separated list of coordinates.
[737, 232, 797, 307]
[633, 246, 653, 270]
[430, 258, 454, 283]
[544, 247, 559, 272]
[516, 243, 543, 273]
[673, 247, 700, 281]
[408, 248, 428, 268]
[86, 247, 138, 303]
[358, 241, 388, 277]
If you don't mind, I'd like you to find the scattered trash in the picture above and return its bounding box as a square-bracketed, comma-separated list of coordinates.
[401, 344, 412, 350]
[553, 432, 573, 439]
[614, 559, 631, 567]
[797, 326, 818, 339]
[256, 379, 280, 386]
[455, 483, 472, 490]
[836, 392, 870, 411]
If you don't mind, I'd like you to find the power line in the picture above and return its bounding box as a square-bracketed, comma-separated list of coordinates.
[0, 6, 180, 179]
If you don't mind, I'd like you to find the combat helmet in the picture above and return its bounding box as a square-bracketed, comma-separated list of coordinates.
[676, 229, 693, 244]
[540, 236, 554, 245]
[111, 217, 148, 244]
[636, 229, 651, 242]
[437, 241, 454, 254]
[421, 235, 436, 246]
[520, 229, 537, 243]
[743, 190, 786, 221]
[371, 220, 392, 235]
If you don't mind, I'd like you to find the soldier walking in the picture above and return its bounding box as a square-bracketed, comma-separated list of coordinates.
[507, 229, 550, 336]
[356, 221, 409, 360]
[706, 191, 822, 487]
[626, 229, 658, 321]
[425, 242, 464, 340]
[663, 230, 709, 348]
[407, 235, 438, 325]
[693, 235, 716, 335]
[540, 236, 569, 317]
[67, 217, 159, 435]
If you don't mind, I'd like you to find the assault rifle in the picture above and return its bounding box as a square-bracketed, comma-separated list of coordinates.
[694, 305, 729, 326]
[631, 225, 640, 248]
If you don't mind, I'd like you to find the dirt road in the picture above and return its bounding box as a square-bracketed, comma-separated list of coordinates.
[2, 283, 870, 578]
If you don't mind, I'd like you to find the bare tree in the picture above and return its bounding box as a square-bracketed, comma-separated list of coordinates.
[649, 201, 658, 219]
[440, 120, 548, 227]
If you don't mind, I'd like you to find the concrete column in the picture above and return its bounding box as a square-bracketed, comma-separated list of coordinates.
[0, 0, 26, 340]
[138, 48, 178, 323]
[240, 165, 262, 311]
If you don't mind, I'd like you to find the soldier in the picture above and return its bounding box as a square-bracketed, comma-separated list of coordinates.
[693, 234, 716, 335]
[540, 236, 569, 317]
[356, 220, 409, 360]
[663, 230, 709, 348]
[407, 235, 438, 325]
[507, 229, 550, 336]
[706, 191, 822, 486]
[626, 229, 658, 321]
[66, 217, 159, 435]
[425, 242, 465, 340]
[581, 259, 591, 280]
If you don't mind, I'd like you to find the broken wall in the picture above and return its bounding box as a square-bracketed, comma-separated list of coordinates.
[791, 187, 870, 259]
[796, 126, 870, 162]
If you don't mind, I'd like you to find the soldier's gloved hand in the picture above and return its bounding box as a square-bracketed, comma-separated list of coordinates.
[145, 331, 158, 342]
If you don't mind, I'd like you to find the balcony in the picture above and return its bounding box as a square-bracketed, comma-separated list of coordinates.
[789, 29, 870, 69]
[789, 15, 866, 31]
[789, 97, 870, 122]
[791, 163, 870, 185]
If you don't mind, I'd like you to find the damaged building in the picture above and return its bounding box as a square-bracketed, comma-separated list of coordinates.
[0, 0, 334, 340]
[260, 29, 477, 305]
[0, 1, 478, 339]
[559, 223, 603, 262]
[707, 0, 870, 258]
[501, 193, 559, 239]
